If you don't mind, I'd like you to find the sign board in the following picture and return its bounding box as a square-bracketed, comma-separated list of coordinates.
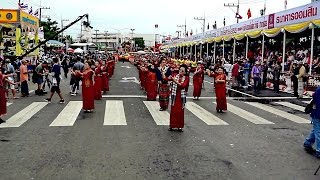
[20, 11, 39, 29]
[165, 1, 320, 45]
[0, 10, 18, 23]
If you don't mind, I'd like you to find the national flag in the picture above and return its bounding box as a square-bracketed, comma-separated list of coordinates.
[34, 9, 39, 16]
[236, 13, 243, 19]
[207, 23, 209, 30]
[28, 7, 33, 15]
[284, 0, 287, 10]
[18, 3, 28, 10]
[247, 8, 252, 19]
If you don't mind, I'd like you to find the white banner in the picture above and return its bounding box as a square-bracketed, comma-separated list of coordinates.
[269, 1, 320, 29]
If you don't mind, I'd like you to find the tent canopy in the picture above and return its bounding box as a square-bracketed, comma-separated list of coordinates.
[74, 48, 84, 53]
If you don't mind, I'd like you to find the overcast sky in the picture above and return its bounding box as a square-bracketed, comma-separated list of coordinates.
[2, 0, 313, 38]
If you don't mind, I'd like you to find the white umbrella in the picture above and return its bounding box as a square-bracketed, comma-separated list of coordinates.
[137, 50, 146, 54]
[74, 48, 84, 53]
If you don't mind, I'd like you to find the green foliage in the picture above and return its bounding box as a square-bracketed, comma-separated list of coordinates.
[133, 37, 145, 49]
[40, 18, 59, 40]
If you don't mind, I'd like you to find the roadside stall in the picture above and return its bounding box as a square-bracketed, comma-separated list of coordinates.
[0, 9, 40, 59]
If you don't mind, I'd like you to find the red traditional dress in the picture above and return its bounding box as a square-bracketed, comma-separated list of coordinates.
[94, 65, 102, 100]
[82, 70, 95, 111]
[212, 73, 227, 112]
[101, 65, 109, 92]
[146, 69, 158, 100]
[193, 67, 204, 98]
[107, 61, 113, 78]
[0, 73, 7, 116]
[169, 74, 190, 129]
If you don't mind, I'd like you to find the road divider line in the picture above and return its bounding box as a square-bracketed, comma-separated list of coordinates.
[143, 101, 169, 125]
[0, 102, 47, 128]
[215, 102, 274, 124]
[244, 102, 310, 124]
[50, 101, 82, 127]
[104, 100, 127, 125]
[186, 102, 228, 125]
[275, 102, 305, 112]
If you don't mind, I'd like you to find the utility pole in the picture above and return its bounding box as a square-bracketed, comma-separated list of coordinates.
[224, 0, 240, 23]
[94, 29, 99, 50]
[39, 7, 50, 22]
[194, 16, 205, 33]
[105, 31, 108, 50]
[176, 31, 181, 38]
[60, 18, 69, 41]
[177, 18, 187, 37]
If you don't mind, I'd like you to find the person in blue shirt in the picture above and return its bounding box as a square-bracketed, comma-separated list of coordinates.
[44, 58, 65, 104]
[304, 87, 320, 158]
[243, 59, 251, 88]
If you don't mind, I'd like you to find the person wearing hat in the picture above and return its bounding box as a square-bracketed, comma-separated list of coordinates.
[290, 61, 299, 97]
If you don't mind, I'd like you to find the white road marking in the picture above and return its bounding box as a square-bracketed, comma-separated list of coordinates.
[303, 100, 312, 104]
[104, 100, 127, 125]
[186, 102, 228, 125]
[214, 102, 274, 124]
[29, 90, 35, 94]
[143, 101, 169, 125]
[244, 102, 310, 124]
[275, 102, 305, 112]
[6, 102, 12, 106]
[101, 95, 296, 100]
[49, 101, 82, 127]
[0, 102, 47, 128]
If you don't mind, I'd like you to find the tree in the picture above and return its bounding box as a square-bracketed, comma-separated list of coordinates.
[65, 35, 74, 44]
[40, 18, 59, 40]
[133, 37, 145, 49]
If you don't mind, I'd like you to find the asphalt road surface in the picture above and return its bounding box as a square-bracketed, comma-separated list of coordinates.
[0, 61, 319, 180]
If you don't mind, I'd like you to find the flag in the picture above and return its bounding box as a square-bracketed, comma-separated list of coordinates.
[28, 7, 33, 15]
[207, 23, 209, 30]
[284, 0, 287, 10]
[247, 8, 252, 19]
[236, 13, 243, 19]
[18, 3, 28, 10]
[34, 9, 39, 16]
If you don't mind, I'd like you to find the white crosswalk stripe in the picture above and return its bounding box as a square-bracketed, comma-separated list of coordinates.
[216, 102, 274, 124]
[0, 102, 47, 128]
[275, 102, 305, 112]
[144, 101, 169, 125]
[244, 102, 310, 124]
[303, 100, 312, 104]
[104, 100, 127, 125]
[2, 100, 312, 128]
[50, 101, 82, 127]
[186, 102, 228, 125]
[6, 102, 12, 106]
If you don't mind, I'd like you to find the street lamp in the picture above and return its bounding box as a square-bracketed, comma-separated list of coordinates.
[130, 28, 135, 52]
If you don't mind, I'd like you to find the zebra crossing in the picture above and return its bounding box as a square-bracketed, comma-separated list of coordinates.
[1, 99, 311, 129]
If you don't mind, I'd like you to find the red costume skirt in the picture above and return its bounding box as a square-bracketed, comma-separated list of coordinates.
[0, 88, 6, 116]
[215, 86, 227, 111]
[101, 74, 109, 92]
[94, 76, 102, 100]
[82, 85, 95, 110]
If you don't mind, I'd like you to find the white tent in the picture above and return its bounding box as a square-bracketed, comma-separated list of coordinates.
[136, 50, 146, 54]
[74, 48, 84, 53]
